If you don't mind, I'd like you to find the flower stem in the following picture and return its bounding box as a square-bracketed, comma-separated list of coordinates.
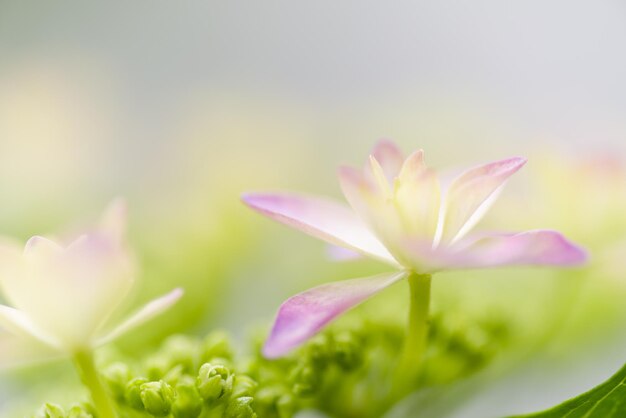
[73, 350, 117, 418]
[397, 272, 432, 385]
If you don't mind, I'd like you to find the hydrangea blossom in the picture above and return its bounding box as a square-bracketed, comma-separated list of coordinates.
[0, 199, 183, 365]
[243, 140, 586, 358]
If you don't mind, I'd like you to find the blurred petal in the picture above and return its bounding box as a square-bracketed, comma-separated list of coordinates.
[0, 335, 63, 369]
[439, 157, 527, 244]
[3, 234, 135, 349]
[0, 305, 60, 348]
[447, 230, 587, 268]
[23, 236, 63, 257]
[263, 271, 406, 358]
[242, 192, 397, 265]
[338, 165, 376, 217]
[370, 139, 404, 180]
[98, 197, 128, 244]
[368, 155, 393, 197]
[96, 288, 184, 346]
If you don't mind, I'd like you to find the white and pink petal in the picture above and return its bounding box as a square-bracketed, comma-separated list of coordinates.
[369, 139, 405, 181]
[242, 192, 397, 265]
[444, 230, 587, 269]
[263, 271, 407, 358]
[439, 157, 527, 245]
[95, 288, 184, 346]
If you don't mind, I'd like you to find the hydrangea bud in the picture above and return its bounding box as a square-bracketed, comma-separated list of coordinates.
[232, 375, 258, 398]
[162, 335, 199, 374]
[276, 393, 295, 418]
[102, 362, 132, 401]
[333, 331, 363, 371]
[145, 354, 174, 381]
[289, 361, 319, 396]
[255, 385, 291, 417]
[35, 403, 65, 418]
[196, 363, 233, 404]
[201, 331, 233, 363]
[224, 397, 256, 418]
[67, 405, 93, 418]
[163, 364, 185, 385]
[306, 333, 332, 366]
[140, 380, 175, 416]
[125, 377, 149, 410]
[172, 376, 203, 418]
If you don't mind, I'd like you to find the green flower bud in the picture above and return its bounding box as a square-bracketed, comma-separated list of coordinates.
[196, 363, 233, 404]
[125, 377, 149, 410]
[102, 362, 132, 401]
[145, 354, 173, 381]
[232, 375, 258, 398]
[208, 356, 233, 368]
[224, 397, 256, 418]
[163, 364, 185, 385]
[35, 403, 65, 418]
[276, 393, 295, 418]
[237, 357, 260, 379]
[172, 376, 203, 418]
[162, 335, 199, 374]
[289, 361, 319, 396]
[306, 333, 332, 366]
[255, 385, 291, 417]
[140, 380, 175, 417]
[333, 331, 363, 371]
[67, 405, 93, 418]
[201, 331, 233, 362]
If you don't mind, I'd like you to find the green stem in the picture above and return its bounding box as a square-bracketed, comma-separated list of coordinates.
[73, 350, 117, 418]
[397, 272, 432, 385]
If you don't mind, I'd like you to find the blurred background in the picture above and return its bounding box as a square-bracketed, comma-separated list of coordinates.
[0, 1, 625, 416]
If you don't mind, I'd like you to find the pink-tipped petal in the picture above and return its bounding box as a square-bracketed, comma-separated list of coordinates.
[95, 288, 184, 346]
[440, 157, 527, 244]
[242, 192, 397, 265]
[326, 245, 363, 261]
[263, 271, 406, 358]
[447, 230, 587, 269]
[370, 139, 405, 180]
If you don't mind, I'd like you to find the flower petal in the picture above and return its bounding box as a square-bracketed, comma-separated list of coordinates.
[242, 192, 397, 265]
[369, 139, 405, 181]
[395, 150, 441, 240]
[263, 271, 407, 358]
[338, 166, 406, 254]
[439, 157, 527, 245]
[0, 305, 61, 348]
[0, 334, 62, 369]
[446, 230, 588, 268]
[95, 288, 184, 346]
[2, 234, 135, 350]
[326, 245, 363, 261]
[98, 197, 128, 244]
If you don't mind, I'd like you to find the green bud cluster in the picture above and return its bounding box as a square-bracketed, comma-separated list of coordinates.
[34, 403, 93, 418]
[32, 313, 511, 418]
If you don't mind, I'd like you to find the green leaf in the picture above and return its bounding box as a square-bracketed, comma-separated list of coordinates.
[511, 363, 626, 418]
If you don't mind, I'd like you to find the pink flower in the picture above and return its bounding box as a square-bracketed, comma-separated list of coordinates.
[0, 199, 183, 366]
[243, 140, 586, 358]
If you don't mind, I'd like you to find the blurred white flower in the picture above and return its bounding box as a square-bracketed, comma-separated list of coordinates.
[0, 199, 183, 366]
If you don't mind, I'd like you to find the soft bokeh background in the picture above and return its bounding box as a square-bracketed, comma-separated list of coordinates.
[1, 1, 625, 417]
